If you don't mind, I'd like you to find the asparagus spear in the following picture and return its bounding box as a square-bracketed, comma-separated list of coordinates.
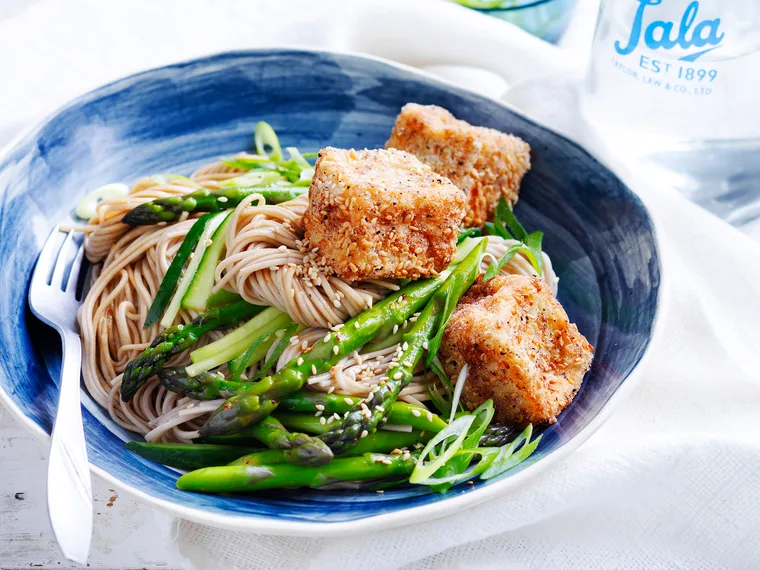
[122, 186, 306, 225]
[158, 367, 248, 400]
[177, 452, 417, 493]
[125, 442, 258, 470]
[231, 428, 424, 466]
[121, 301, 263, 401]
[248, 416, 333, 467]
[478, 424, 516, 447]
[280, 392, 447, 432]
[319, 240, 486, 456]
[202, 413, 514, 448]
[200, 272, 449, 436]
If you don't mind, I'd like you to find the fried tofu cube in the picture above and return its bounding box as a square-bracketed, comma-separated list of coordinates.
[440, 275, 593, 426]
[386, 103, 531, 227]
[303, 147, 466, 281]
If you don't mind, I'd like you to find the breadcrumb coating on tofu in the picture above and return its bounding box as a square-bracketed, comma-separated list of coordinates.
[386, 103, 531, 227]
[440, 275, 593, 426]
[303, 147, 466, 281]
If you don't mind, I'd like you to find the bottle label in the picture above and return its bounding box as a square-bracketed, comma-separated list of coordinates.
[584, 0, 760, 140]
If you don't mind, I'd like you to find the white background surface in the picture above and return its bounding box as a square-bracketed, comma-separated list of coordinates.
[2, 1, 760, 569]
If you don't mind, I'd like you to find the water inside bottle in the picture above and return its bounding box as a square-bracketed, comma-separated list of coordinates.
[581, 0, 760, 226]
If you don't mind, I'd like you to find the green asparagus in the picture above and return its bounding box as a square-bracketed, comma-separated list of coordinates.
[121, 301, 262, 401]
[319, 240, 486, 455]
[158, 367, 248, 400]
[177, 452, 418, 493]
[279, 392, 447, 432]
[231, 429, 426, 466]
[478, 424, 516, 447]
[122, 186, 306, 225]
[248, 416, 333, 467]
[200, 273, 450, 437]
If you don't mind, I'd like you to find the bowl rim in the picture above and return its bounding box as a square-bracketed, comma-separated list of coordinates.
[0, 46, 668, 537]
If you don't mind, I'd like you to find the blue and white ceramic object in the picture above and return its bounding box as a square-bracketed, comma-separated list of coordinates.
[0, 49, 662, 535]
[453, 0, 579, 43]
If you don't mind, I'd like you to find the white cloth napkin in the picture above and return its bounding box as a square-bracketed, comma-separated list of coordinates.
[2, 1, 759, 569]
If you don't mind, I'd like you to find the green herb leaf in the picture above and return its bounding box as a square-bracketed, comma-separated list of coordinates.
[482, 244, 523, 282]
[457, 227, 482, 244]
[425, 273, 464, 366]
[495, 198, 527, 241]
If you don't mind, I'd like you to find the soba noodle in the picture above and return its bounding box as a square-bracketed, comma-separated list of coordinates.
[77, 158, 559, 442]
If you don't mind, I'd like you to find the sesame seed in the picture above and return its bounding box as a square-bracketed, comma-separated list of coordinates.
[402, 342, 409, 351]
[393, 372, 403, 380]
[218, 196, 228, 203]
[423, 341, 429, 350]
[412, 409, 421, 417]
[297, 357, 304, 366]
[320, 417, 326, 425]
[427, 412, 433, 421]
[333, 346, 339, 355]
[311, 365, 317, 375]
[381, 458, 392, 465]
[315, 404, 325, 411]
[392, 324, 399, 334]
[344, 397, 354, 405]
[240, 374, 248, 381]
[354, 322, 359, 329]
[328, 386, 335, 394]
[323, 334, 331, 343]
[360, 430, 369, 438]
[376, 490, 384, 494]
[204, 239, 213, 247]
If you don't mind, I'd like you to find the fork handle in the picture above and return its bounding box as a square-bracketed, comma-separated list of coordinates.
[47, 329, 93, 565]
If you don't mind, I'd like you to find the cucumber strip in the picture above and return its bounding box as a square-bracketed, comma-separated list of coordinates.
[160, 211, 228, 329]
[125, 442, 258, 470]
[144, 213, 217, 328]
[190, 306, 288, 363]
[186, 308, 292, 376]
[181, 211, 233, 311]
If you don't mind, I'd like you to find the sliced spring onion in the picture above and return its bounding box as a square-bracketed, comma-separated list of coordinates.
[418, 447, 501, 487]
[181, 212, 233, 311]
[160, 211, 228, 329]
[254, 121, 283, 162]
[452, 236, 485, 265]
[449, 364, 469, 423]
[143, 213, 217, 329]
[286, 147, 312, 170]
[75, 183, 129, 220]
[409, 415, 474, 484]
[480, 424, 542, 480]
[220, 170, 283, 189]
[220, 155, 274, 170]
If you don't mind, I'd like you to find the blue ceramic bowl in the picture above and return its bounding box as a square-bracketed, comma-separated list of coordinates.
[454, 0, 579, 43]
[0, 49, 662, 535]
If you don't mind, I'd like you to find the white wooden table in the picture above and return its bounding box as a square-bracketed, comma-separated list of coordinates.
[0, 404, 187, 569]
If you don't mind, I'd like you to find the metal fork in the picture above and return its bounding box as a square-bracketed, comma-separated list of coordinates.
[28, 226, 92, 565]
